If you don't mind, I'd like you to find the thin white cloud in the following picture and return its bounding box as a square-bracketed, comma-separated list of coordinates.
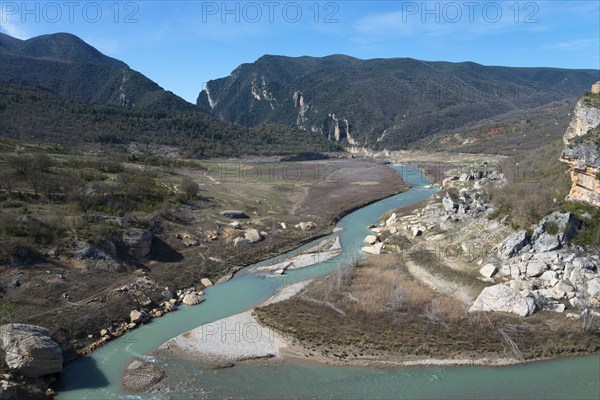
[0, 7, 29, 39]
[545, 38, 599, 51]
[354, 3, 549, 41]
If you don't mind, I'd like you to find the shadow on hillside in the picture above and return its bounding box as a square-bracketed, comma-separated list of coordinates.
[147, 238, 183, 262]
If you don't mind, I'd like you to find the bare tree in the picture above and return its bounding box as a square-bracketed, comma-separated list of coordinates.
[0, 172, 17, 195]
[6, 154, 32, 176]
[25, 170, 44, 197]
[31, 153, 53, 172]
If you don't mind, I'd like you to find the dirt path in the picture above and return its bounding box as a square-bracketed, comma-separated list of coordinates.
[404, 260, 476, 305]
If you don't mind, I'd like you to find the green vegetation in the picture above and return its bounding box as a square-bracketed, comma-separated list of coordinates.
[199, 54, 596, 148]
[489, 139, 571, 229]
[0, 85, 339, 157]
[581, 92, 600, 109]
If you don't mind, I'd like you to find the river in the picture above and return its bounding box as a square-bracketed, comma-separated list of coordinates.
[56, 164, 600, 399]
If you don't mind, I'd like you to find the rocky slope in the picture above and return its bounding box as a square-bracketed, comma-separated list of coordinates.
[197, 55, 598, 148]
[560, 88, 600, 207]
[362, 160, 599, 320]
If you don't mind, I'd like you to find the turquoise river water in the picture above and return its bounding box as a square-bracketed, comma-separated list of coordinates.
[56, 165, 600, 399]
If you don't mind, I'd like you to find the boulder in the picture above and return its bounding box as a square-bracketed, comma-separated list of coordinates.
[459, 173, 472, 182]
[297, 221, 317, 231]
[201, 278, 213, 287]
[230, 221, 242, 229]
[364, 235, 378, 245]
[280, 222, 287, 230]
[361, 242, 384, 255]
[244, 229, 263, 243]
[532, 233, 561, 253]
[587, 278, 600, 299]
[411, 226, 425, 237]
[182, 292, 203, 306]
[385, 213, 397, 226]
[469, 284, 537, 317]
[122, 359, 166, 392]
[130, 310, 144, 324]
[442, 194, 459, 213]
[498, 230, 529, 258]
[525, 260, 547, 277]
[539, 270, 558, 282]
[479, 264, 498, 278]
[0, 324, 63, 378]
[122, 229, 153, 258]
[537, 212, 580, 244]
[573, 257, 597, 271]
[221, 210, 249, 219]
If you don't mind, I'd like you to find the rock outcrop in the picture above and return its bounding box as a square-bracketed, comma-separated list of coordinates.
[469, 284, 536, 317]
[122, 229, 153, 258]
[560, 90, 600, 207]
[0, 324, 63, 378]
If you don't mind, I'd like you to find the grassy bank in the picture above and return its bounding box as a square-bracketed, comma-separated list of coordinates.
[256, 254, 600, 363]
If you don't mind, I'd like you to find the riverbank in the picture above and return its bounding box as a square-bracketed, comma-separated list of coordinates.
[152, 280, 313, 368]
[255, 160, 600, 368]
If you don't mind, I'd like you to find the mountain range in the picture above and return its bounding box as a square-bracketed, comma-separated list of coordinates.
[197, 55, 598, 148]
[0, 32, 193, 111]
[1, 32, 598, 152]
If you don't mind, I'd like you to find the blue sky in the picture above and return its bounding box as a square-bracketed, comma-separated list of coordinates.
[1, 1, 599, 103]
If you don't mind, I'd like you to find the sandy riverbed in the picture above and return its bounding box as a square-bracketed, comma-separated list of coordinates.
[156, 280, 313, 364]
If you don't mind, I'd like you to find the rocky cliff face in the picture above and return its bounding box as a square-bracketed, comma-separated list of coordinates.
[561, 90, 600, 207]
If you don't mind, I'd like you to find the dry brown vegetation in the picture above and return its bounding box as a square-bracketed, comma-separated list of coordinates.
[256, 254, 600, 362]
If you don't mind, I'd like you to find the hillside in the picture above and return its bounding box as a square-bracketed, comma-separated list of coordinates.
[0, 84, 338, 157]
[197, 55, 599, 148]
[0, 32, 193, 111]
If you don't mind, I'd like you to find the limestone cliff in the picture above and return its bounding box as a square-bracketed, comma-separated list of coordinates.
[561, 85, 600, 207]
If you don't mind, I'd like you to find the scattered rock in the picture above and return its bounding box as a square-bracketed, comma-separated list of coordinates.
[130, 310, 144, 324]
[385, 213, 397, 226]
[361, 242, 384, 255]
[498, 230, 529, 259]
[442, 194, 459, 213]
[244, 229, 263, 243]
[296, 222, 317, 231]
[364, 235, 378, 245]
[411, 226, 425, 237]
[0, 324, 63, 378]
[201, 278, 213, 287]
[182, 292, 203, 306]
[479, 264, 498, 278]
[176, 232, 199, 247]
[587, 278, 600, 299]
[532, 233, 561, 253]
[525, 260, 547, 277]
